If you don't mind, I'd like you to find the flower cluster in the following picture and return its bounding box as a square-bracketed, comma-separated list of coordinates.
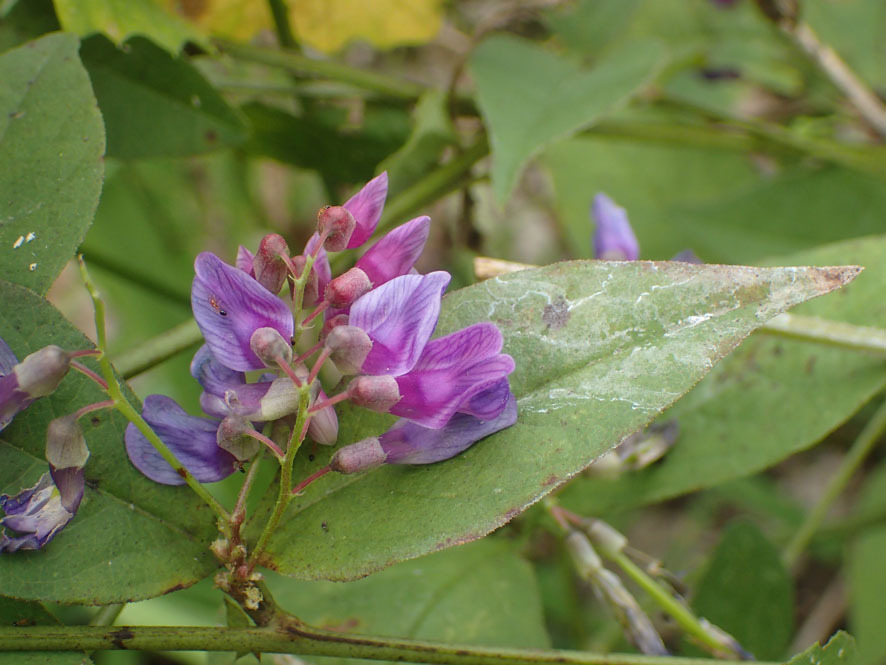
[125, 172, 517, 488]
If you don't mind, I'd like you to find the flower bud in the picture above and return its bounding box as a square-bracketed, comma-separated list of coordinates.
[14, 345, 71, 399]
[250, 327, 292, 367]
[308, 386, 338, 446]
[347, 375, 401, 412]
[317, 205, 356, 252]
[329, 437, 387, 474]
[591, 193, 639, 261]
[255, 377, 301, 421]
[216, 416, 260, 461]
[253, 234, 290, 294]
[324, 325, 372, 375]
[324, 267, 372, 309]
[46, 414, 89, 515]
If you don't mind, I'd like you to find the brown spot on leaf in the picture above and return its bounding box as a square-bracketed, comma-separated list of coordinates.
[110, 628, 135, 649]
[542, 474, 559, 487]
[205, 129, 217, 143]
[542, 296, 569, 330]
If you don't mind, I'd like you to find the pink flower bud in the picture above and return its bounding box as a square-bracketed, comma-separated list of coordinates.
[347, 375, 401, 412]
[249, 327, 292, 367]
[329, 437, 387, 474]
[324, 325, 372, 375]
[324, 267, 372, 309]
[308, 400, 339, 446]
[317, 205, 356, 252]
[253, 234, 291, 294]
[216, 416, 260, 461]
[321, 314, 350, 341]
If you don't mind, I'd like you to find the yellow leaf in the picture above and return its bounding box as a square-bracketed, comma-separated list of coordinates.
[168, 0, 272, 41]
[290, 0, 443, 53]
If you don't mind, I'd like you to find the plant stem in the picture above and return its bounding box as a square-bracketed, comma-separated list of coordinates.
[0, 624, 779, 665]
[266, 0, 296, 50]
[78, 258, 230, 525]
[215, 39, 425, 100]
[111, 318, 203, 379]
[760, 313, 886, 354]
[782, 396, 886, 567]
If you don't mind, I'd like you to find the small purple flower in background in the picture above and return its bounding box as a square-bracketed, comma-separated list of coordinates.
[592, 193, 639, 261]
[1, 474, 77, 552]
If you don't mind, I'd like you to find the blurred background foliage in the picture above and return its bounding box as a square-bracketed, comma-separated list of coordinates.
[1, 0, 885, 664]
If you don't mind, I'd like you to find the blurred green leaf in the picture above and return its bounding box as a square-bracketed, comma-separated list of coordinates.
[242, 102, 410, 195]
[52, 0, 205, 54]
[786, 632, 860, 665]
[379, 89, 456, 199]
[0, 281, 218, 604]
[0, 0, 59, 53]
[253, 259, 857, 581]
[469, 34, 664, 204]
[848, 463, 886, 665]
[560, 235, 886, 514]
[267, 536, 550, 659]
[80, 35, 247, 159]
[691, 522, 793, 660]
[0, 32, 104, 294]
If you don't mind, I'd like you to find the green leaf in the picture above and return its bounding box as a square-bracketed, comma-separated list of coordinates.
[252, 259, 858, 581]
[691, 522, 793, 660]
[0, 32, 104, 294]
[559, 235, 886, 514]
[0, 0, 60, 53]
[52, 0, 206, 54]
[266, 536, 550, 657]
[847, 463, 886, 665]
[469, 34, 664, 203]
[79, 35, 248, 159]
[0, 596, 91, 664]
[786, 632, 860, 665]
[0, 280, 219, 604]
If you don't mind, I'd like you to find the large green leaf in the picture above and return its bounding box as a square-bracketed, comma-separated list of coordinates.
[691, 522, 793, 660]
[0, 281, 219, 604]
[469, 34, 664, 204]
[0, 32, 104, 294]
[80, 35, 248, 159]
[249, 259, 858, 581]
[52, 0, 205, 54]
[559, 235, 886, 514]
[267, 537, 550, 661]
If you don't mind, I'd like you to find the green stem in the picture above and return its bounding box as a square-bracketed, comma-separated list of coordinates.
[759, 313, 886, 354]
[267, 0, 297, 49]
[111, 318, 203, 379]
[0, 624, 777, 665]
[783, 396, 886, 567]
[89, 604, 125, 628]
[605, 551, 738, 658]
[215, 39, 425, 100]
[78, 258, 230, 525]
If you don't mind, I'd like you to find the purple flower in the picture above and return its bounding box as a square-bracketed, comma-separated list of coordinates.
[343, 172, 388, 249]
[326, 272, 450, 376]
[379, 323, 515, 428]
[355, 215, 429, 286]
[592, 193, 639, 261]
[1, 473, 78, 552]
[330, 383, 517, 472]
[191, 252, 295, 372]
[1, 343, 71, 432]
[125, 395, 239, 486]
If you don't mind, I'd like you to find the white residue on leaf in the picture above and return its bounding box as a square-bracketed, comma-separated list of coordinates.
[12, 236, 23, 249]
[25, 232, 36, 243]
[28, 263, 37, 271]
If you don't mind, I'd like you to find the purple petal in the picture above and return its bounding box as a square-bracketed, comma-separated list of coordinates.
[124, 395, 237, 486]
[392, 324, 514, 428]
[592, 193, 639, 261]
[0, 337, 17, 376]
[192, 252, 295, 372]
[0, 473, 75, 552]
[344, 172, 388, 249]
[458, 377, 513, 420]
[49, 466, 85, 513]
[190, 345, 246, 397]
[0, 374, 31, 433]
[304, 233, 332, 297]
[356, 216, 430, 287]
[348, 271, 450, 376]
[380, 391, 518, 465]
[236, 245, 255, 275]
